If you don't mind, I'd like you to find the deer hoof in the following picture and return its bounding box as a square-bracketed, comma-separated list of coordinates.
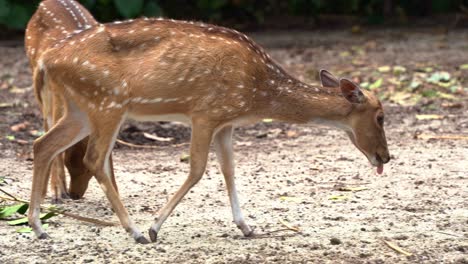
[244, 229, 255, 237]
[38, 232, 50, 239]
[149, 228, 158, 242]
[51, 197, 63, 204]
[135, 236, 150, 244]
[69, 192, 83, 200]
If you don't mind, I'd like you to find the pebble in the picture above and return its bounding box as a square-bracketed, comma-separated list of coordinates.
[330, 237, 342, 245]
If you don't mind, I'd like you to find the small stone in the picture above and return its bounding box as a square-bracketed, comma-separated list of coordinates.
[393, 234, 409, 240]
[330, 237, 342, 245]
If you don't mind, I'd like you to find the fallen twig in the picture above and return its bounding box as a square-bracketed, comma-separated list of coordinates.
[383, 240, 413, 256]
[242, 229, 300, 239]
[416, 134, 468, 140]
[0, 189, 118, 227]
[279, 219, 301, 232]
[436, 231, 467, 239]
[116, 139, 189, 149]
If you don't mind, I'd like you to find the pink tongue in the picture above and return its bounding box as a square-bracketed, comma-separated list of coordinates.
[377, 165, 384, 174]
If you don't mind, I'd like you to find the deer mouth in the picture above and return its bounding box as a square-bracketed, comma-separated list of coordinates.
[373, 153, 385, 174]
[345, 131, 385, 174]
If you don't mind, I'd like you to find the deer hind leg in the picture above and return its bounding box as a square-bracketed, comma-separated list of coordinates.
[39, 85, 53, 199]
[29, 104, 90, 239]
[214, 126, 253, 237]
[82, 112, 148, 244]
[48, 89, 69, 203]
[149, 119, 217, 242]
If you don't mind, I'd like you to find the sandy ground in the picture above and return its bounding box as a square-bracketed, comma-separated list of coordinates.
[0, 29, 467, 263]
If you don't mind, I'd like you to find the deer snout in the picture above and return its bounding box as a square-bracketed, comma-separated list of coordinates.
[375, 151, 390, 164]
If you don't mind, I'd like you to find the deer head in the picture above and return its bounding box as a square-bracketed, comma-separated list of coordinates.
[319, 70, 390, 174]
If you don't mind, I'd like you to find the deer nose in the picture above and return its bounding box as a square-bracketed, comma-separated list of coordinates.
[376, 153, 390, 164]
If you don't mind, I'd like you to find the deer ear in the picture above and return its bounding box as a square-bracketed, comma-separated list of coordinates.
[319, 69, 340, 88]
[340, 78, 367, 104]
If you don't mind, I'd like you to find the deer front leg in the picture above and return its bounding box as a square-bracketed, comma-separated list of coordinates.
[149, 119, 216, 242]
[214, 126, 253, 237]
[29, 110, 90, 239]
[83, 113, 148, 244]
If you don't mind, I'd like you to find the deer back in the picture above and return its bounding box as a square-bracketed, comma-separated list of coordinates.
[41, 19, 299, 124]
[26, 0, 98, 66]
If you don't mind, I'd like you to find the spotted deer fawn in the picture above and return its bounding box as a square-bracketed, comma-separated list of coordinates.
[28, 15, 390, 243]
[25, 0, 117, 202]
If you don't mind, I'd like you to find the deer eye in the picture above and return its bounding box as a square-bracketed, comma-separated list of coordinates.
[377, 115, 384, 126]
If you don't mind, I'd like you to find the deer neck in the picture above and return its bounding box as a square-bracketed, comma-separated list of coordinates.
[262, 77, 352, 126]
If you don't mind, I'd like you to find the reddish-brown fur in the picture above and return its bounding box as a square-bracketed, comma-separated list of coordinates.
[25, 0, 116, 201]
[28, 16, 390, 243]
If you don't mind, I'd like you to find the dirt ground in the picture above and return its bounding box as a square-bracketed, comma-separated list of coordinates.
[0, 28, 467, 263]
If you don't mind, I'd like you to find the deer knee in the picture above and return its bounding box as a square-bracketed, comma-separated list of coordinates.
[82, 151, 100, 176]
[33, 138, 53, 165]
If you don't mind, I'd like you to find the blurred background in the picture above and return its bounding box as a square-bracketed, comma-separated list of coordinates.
[1, 0, 468, 31]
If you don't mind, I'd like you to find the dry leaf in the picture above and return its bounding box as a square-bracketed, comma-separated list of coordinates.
[10, 122, 30, 132]
[378, 66, 391, 73]
[415, 114, 444, 120]
[286, 130, 298, 138]
[441, 102, 463, 109]
[180, 153, 190, 162]
[279, 219, 300, 232]
[15, 139, 29, 145]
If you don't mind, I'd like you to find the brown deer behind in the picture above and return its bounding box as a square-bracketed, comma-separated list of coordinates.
[25, 0, 117, 201]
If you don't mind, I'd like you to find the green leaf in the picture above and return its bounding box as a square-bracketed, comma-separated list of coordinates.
[459, 64, 468, 70]
[369, 78, 383, 90]
[421, 90, 438, 98]
[16, 224, 48, 233]
[7, 212, 56, 226]
[7, 217, 28, 225]
[0, 203, 29, 218]
[6, 135, 15, 141]
[114, 0, 144, 18]
[427, 71, 451, 83]
[143, 1, 162, 17]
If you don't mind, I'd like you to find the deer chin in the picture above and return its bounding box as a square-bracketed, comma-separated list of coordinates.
[345, 131, 382, 173]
